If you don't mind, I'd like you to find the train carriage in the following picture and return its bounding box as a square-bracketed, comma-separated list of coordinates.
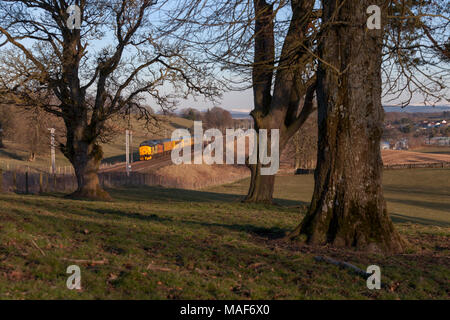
[139, 135, 201, 161]
[139, 138, 182, 160]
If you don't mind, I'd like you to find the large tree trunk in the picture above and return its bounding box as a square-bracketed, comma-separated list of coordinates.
[71, 142, 110, 200]
[28, 119, 39, 162]
[244, 0, 316, 203]
[245, 163, 276, 203]
[65, 124, 110, 201]
[290, 0, 404, 253]
[0, 123, 4, 148]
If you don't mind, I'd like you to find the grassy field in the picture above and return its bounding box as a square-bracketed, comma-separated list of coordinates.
[0, 169, 448, 299]
[209, 169, 450, 227]
[413, 146, 450, 156]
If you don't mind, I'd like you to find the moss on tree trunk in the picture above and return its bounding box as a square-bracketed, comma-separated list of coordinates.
[244, 163, 276, 204]
[290, 0, 405, 254]
[66, 131, 110, 201]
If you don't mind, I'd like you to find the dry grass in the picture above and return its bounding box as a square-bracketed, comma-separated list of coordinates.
[381, 150, 450, 166]
[156, 164, 250, 190]
[0, 175, 448, 299]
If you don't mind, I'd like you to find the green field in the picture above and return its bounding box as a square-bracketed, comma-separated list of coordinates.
[0, 169, 448, 299]
[209, 169, 450, 227]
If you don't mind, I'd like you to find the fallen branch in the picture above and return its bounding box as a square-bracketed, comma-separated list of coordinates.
[31, 239, 46, 256]
[314, 255, 389, 289]
[314, 256, 369, 278]
[59, 258, 109, 265]
[146, 263, 172, 272]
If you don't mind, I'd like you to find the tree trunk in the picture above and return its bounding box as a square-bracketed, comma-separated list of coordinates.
[244, 0, 316, 203]
[290, 0, 404, 253]
[28, 152, 36, 162]
[0, 122, 4, 148]
[243, 112, 282, 204]
[244, 163, 276, 203]
[66, 126, 110, 201]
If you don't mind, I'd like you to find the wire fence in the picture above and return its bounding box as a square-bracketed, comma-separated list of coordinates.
[2, 161, 447, 195]
[0, 167, 242, 194]
[0, 160, 121, 174]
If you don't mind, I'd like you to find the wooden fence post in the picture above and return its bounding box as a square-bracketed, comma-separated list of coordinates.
[25, 170, 29, 194]
[12, 171, 17, 193]
[39, 173, 43, 194]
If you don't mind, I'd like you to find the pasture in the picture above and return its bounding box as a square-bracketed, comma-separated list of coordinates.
[0, 169, 448, 299]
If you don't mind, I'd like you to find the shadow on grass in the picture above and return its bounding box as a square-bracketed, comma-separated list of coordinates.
[86, 206, 287, 239]
[92, 208, 174, 223]
[83, 207, 287, 240]
[178, 220, 287, 239]
[391, 213, 450, 227]
[106, 185, 302, 207]
[107, 186, 243, 203]
[102, 151, 140, 165]
[0, 148, 25, 161]
[386, 197, 450, 214]
[6, 195, 288, 240]
[384, 185, 449, 197]
[416, 150, 450, 155]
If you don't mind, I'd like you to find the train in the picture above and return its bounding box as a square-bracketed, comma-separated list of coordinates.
[139, 136, 197, 161]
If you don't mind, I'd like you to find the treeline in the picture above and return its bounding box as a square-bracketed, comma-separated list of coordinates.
[179, 107, 251, 131]
[0, 104, 61, 160]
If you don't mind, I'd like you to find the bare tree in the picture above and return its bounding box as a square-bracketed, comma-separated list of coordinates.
[0, 118, 4, 148]
[180, 107, 203, 121]
[0, 0, 217, 199]
[291, 109, 317, 170]
[382, 0, 450, 106]
[203, 107, 233, 131]
[174, 0, 318, 203]
[288, 0, 449, 253]
[290, 0, 402, 253]
[0, 104, 10, 148]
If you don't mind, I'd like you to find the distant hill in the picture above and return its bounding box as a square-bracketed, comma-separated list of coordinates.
[230, 111, 251, 119]
[0, 115, 194, 171]
[384, 105, 450, 113]
[231, 106, 450, 117]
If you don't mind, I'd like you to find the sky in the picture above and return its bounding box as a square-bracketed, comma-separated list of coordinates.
[2, 1, 448, 115]
[178, 89, 254, 113]
[177, 88, 450, 114]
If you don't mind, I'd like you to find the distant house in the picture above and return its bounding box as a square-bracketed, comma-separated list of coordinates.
[427, 137, 450, 146]
[380, 141, 390, 150]
[394, 139, 409, 150]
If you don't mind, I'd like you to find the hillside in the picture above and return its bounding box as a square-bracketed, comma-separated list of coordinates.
[0, 169, 448, 299]
[381, 149, 450, 166]
[0, 115, 194, 172]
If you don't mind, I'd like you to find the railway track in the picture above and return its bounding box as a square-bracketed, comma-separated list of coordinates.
[99, 143, 203, 173]
[100, 154, 172, 173]
[99, 139, 227, 174]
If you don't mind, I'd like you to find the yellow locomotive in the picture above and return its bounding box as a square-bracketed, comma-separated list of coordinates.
[139, 137, 196, 161]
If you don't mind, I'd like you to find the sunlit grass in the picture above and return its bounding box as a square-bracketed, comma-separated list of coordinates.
[0, 168, 448, 299]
